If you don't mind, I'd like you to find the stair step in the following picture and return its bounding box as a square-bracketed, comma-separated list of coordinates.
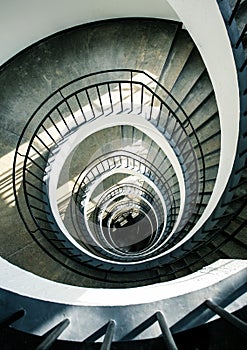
[166, 48, 205, 106]
[217, 239, 247, 259]
[201, 149, 220, 168]
[189, 96, 219, 130]
[157, 29, 194, 94]
[183, 253, 207, 271]
[179, 71, 214, 116]
[201, 178, 216, 193]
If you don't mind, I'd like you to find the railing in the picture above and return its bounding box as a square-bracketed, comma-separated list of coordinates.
[77, 182, 165, 260]
[13, 69, 213, 279]
[205, 299, 247, 335]
[1, 299, 246, 349]
[45, 147, 181, 266]
[70, 148, 211, 263]
[10, 37, 243, 281]
[3, 7, 247, 347]
[0, 309, 25, 329]
[72, 149, 178, 246]
[36, 319, 70, 350]
[73, 150, 179, 219]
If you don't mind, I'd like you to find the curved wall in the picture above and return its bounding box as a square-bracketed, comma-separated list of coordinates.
[0, 0, 241, 276]
[166, 1, 239, 225]
[1, 1, 239, 220]
[0, 0, 178, 66]
[1, 257, 246, 341]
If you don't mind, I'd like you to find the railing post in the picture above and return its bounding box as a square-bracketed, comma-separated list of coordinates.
[235, 24, 247, 48]
[100, 320, 116, 350]
[0, 309, 25, 329]
[36, 318, 70, 350]
[240, 57, 247, 72]
[156, 311, 178, 350]
[205, 299, 247, 335]
[228, 0, 242, 25]
[130, 71, 133, 112]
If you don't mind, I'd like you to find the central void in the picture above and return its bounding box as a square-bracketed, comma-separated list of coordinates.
[55, 124, 178, 264]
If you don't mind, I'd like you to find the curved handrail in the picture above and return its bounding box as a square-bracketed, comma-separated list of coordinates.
[56, 149, 177, 263]
[12, 69, 213, 277]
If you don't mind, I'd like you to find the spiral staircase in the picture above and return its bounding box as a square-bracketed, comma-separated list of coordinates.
[0, 0, 246, 349]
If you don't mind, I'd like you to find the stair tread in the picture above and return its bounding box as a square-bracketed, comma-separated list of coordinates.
[167, 48, 205, 104]
[158, 29, 194, 93]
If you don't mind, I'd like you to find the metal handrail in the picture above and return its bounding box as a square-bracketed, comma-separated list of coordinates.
[205, 299, 247, 335]
[73, 149, 179, 223]
[70, 151, 176, 263]
[13, 69, 210, 277]
[71, 149, 200, 260]
[100, 320, 116, 350]
[88, 184, 163, 253]
[36, 319, 70, 350]
[0, 309, 25, 329]
[156, 312, 178, 350]
[74, 150, 179, 207]
[228, 0, 242, 25]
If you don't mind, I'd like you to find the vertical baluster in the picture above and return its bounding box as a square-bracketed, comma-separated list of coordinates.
[0, 310, 25, 329]
[235, 24, 247, 48]
[140, 84, 144, 114]
[149, 94, 155, 121]
[96, 85, 104, 115]
[228, 0, 242, 25]
[205, 300, 247, 335]
[86, 89, 96, 119]
[48, 115, 64, 139]
[56, 107, 70, 131]
[107, 83, 113, 113]
[240, 57, 247, 72]
[75, 93, 86, 122]
[119, 83, 123, 112]
[156, 311, 178, 350]
[36, 318, 70, 350]
[130, 71, 133, 112]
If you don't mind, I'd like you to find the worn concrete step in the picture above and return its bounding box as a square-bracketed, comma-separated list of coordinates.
[157, 28, 194, 94]
[165, 48, 206, 108]
[179, 71, 214, 116]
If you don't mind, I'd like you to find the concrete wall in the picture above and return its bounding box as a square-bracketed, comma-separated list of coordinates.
[0, 0, 178, 65]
